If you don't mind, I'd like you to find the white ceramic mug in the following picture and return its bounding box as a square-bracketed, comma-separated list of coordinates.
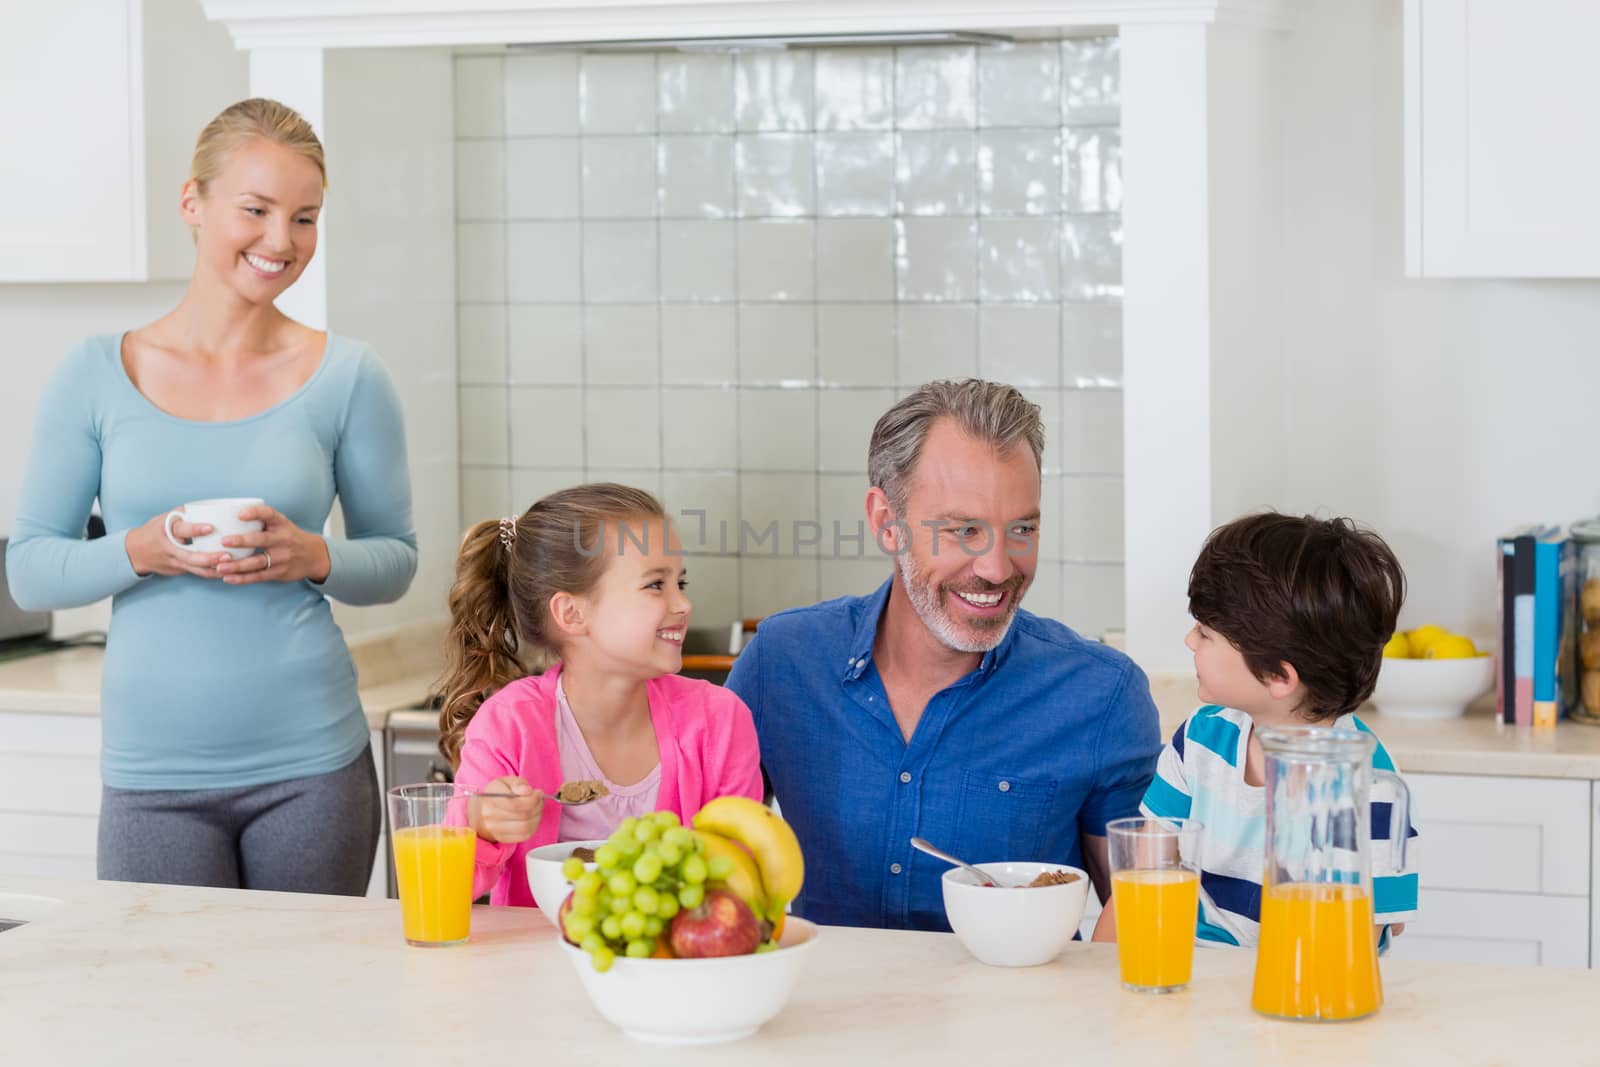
[164, 498, 265, 561]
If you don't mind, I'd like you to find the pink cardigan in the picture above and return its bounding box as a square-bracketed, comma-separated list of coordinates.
[453, 664, 763, 908]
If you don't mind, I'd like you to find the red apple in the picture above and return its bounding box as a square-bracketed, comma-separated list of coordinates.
[668, 888, 762, 958]
[557, 891, 578, 946]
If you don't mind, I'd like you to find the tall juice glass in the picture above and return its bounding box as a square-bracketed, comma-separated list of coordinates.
[1107, 817, 1203, 993]
[388, 783, 478, 947]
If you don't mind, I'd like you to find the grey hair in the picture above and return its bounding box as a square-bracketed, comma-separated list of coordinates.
[867, 379, 1045, 512]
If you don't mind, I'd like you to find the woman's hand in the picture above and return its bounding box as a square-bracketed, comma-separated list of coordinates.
[213, 504, 333, 585]
[125, 510, 232, 579]
[470, 777, 544, 845]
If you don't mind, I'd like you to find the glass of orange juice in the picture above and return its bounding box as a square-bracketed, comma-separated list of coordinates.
[387, 784, 479, 947]
[1107, 816, 1203, 993]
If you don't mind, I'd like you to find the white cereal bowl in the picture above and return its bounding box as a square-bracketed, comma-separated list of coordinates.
[558, 918, 819, 1045]
[1371, 655, 1496, 720]
[941, 861, 1090, 967]
[524, 839, 608, 926]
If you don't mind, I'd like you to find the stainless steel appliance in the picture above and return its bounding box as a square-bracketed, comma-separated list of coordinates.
[0, 538, 50, 644]
[383, 704, 450, 899]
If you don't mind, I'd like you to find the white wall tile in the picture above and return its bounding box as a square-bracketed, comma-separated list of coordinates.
[456, 222, 505, 301]
[509, 385, 584, 468]
[583, 137, 658, 218]
[740, 557, 820, 618]
[739, 472, 819, 556]
[820, 557, 892, 600]
[1061, 562, 1125, 639]
[1036, 469, 1063, 561]
[585, 305, 659, 385]
[814, 49, 895, 131]
[585, 469, 662, 496]
[580, 54, 657, 134]
[735, 52, 813, 132]
[978, 130, 1061, 216]
[1060, 389, 1124, 475]
[662, 470, 740, 550]
[505, 138, 580, 220]
[819, 388, 894, 472]
[897, 304, 977, 383]
[737, 220, 814, 301]
[1025, 386, 1064, 476]
[680, 553, 740, 630]
[662, 388, 738, 469]
[1061, 38, 1120, 125]
[510, 467, 585, 508]
[739, 390, 817, 470]
[460, 465, 511, 528]
[896, 218, 978, 302]
[505, 54, 579, 137]
[1061, 302, 1123, 388]
[739, 305, 814, 385]
[660, 220, 737, 303]
[818, 304, 896, 387]
[816, 219, 895, 302]
[895, 46, 976, 130]
[896, 132, 976, 217]
[1061, 215, 1122, 301]
[455, 56, 504, 138]
[979, 217, 1061, 301]
[584, 221, 657, 302]
[978, 42, 1061, 128]
[658, 136, 735, 219]
[1062, 127, 1122, 214]
[1060, 475, 1123, 562]
[458, 385, 509, 465]
[979, 305, 1060, 388]
[815, 133, 895, 217]
[585, 387, 661, 468]
[506, 221, 580, 303]
[508, 305, 583, 385]
[736, 135, 814, 218]
[1023, 561, 1064, 622]
[818, 473, 872, 553]
[455, 139, 504, 220]
[662, 305, 737, 386]
[659, 54, 734, 134]
[458, 304, 507, 384]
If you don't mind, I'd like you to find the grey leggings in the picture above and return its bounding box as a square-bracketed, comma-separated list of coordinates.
[98, 749, 381, 896]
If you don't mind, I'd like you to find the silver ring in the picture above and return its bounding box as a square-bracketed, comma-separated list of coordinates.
[263, 551, 273, 571]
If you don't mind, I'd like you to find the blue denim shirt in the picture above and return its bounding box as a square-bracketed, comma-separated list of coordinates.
[725, 579, 1162, 931]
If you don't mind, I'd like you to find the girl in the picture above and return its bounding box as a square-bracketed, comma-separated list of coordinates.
[439, 483, 762, 907]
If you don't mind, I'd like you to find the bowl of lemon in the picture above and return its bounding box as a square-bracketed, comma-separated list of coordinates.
[1372, 625, 1495, 719]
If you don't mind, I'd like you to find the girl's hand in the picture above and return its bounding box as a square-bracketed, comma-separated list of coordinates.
[471, 776, 544, 844]
[125, 509, 232, 579]
[213, 504, 333, 585]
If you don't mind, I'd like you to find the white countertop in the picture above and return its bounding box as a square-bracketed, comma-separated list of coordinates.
[0, 873, 1590, 1065]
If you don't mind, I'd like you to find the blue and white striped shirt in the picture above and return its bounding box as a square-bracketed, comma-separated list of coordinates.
[1141, 704, 1420, 948]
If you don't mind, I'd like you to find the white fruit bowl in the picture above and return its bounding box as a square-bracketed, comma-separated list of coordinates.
[557, 917, 819, 1045]
[524, 839, 608, 926]
[942, 861, 1090, 967]
[1371, 655, 1496, 720]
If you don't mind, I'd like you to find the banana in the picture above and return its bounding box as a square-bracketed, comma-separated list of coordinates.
[691, 796, 805, 914]
[695, 831, 768, 919]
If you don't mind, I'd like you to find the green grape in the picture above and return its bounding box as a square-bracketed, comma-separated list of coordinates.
[620, 910, 647, 940]
[618, 816, 639, 837]
[560, 856, 586, 881]
[680, 854, 708, 884]
[593, 844, 620, 869]
[608, 871, 637, 897]
[706, 855, 735, 881]
[571, 894, 597, 918]
[657, 894, 680, 920]
[580, 931, 604, 954]
[615, 835, 643, 860]
[565, 913, 596, 940]
[575, 871, 603, 896]
[625, 938, 652, 959]
[591, 945, 615, 973]
[632, 820, 660, 844]
[662, 826, 694, 850]
[644, 915, 664, 938]
[653, 811, 681, 829]
[600, 915, 623, 940]
[755, 941, 779, 954]
[610, 895, 631, 915]
[678, 883, 704, 910]
[633, 886, 660, 916]
[632, 853, 663, 884]
[654, 841, 683, 867]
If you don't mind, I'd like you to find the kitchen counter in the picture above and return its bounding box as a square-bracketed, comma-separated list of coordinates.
[0, 873, 1592, 1065]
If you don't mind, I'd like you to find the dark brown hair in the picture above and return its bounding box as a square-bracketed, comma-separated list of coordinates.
[1187, 512, 1406, 721]
[437, 483, 666, 765]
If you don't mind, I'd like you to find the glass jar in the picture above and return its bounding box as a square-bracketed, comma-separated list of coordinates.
[1571, 518, 1600, 720]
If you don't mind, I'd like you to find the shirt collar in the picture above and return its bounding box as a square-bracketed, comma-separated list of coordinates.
[841, 576, 1020, 682]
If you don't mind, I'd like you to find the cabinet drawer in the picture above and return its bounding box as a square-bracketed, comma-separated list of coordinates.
[0, 713, 100, 756]
[0, 852, 96, 881]
[1386, 888, 1589, 969]
[0, 753, 101, 817]
[1408, 773, 1589, 895]
[0, 812, 97, 860]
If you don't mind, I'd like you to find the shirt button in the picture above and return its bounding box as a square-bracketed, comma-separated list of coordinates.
[998, 780, 1011, 792]
[890, 863, 903, 875]
[899, 771, 912, 784]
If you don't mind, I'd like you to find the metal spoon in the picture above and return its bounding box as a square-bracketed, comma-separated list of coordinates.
[910, 837, 1009, 888]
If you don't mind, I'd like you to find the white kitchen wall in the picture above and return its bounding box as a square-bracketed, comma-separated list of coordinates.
[453, 38, 1126, 636]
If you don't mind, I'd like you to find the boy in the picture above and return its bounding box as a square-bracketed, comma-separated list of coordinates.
[1093, 512, 1419, 948]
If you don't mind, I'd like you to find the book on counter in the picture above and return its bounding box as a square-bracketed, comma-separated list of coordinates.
[1496, 525, 1577, 727]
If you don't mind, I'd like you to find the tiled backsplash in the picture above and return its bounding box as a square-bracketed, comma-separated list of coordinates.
[453, 38, 1124, 637]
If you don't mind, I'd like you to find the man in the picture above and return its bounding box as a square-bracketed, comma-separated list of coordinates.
[726, 379, 1161, 930]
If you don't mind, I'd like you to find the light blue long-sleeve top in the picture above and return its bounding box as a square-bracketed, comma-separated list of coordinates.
[7, 332, 418, 790]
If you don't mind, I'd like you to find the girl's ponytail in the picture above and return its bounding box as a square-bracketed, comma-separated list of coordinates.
[437, 518, 526, 766]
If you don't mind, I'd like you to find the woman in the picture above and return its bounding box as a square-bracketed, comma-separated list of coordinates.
[7, 99, 417, 894]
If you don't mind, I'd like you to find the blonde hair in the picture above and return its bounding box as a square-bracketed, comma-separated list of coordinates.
[437, 483, 667, 766]
[189, 97, 327, 193]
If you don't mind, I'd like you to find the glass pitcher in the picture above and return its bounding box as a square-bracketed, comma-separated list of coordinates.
[1250, 726, 1410, 1022]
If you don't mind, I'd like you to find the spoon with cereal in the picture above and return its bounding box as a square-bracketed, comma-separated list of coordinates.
[910, 837, 1014, 888]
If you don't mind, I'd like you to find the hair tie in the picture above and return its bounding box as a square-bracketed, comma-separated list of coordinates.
[498, 516, 517, 551]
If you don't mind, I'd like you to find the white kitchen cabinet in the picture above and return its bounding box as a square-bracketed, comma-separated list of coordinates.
[0, 0, 243, 282]
[0, 713, 101, 881]
[1405, 0, 1600, 277]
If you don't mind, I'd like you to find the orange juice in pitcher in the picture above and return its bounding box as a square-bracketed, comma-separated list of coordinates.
[1251, 883, 1381, 1020]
